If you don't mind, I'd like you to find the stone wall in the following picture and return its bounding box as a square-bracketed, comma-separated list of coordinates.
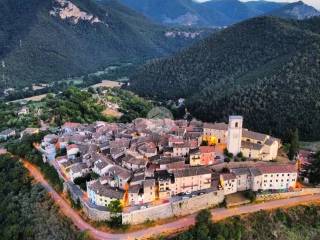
[172, 190, 224, 217]
[81, 201, 111, 221]
[256, 188, 320, 201]
[64, 181, 111, 221]
[122, 202, 173, 225]
[122, 190, 224, 225]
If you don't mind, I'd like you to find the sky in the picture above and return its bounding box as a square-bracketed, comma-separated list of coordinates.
[195, 0, 320, 10]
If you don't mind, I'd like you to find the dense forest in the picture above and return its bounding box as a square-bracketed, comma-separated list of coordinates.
[172, 206, 320, 240]
[0, 154, 87, 239]
[0, 0, 204, 89]
[129, 16, 320, 140]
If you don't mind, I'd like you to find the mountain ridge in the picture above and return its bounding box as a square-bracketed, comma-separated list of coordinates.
[0, 0, 204, 89]
[117, 0, 287, 27]
[129, 16, 320, 140]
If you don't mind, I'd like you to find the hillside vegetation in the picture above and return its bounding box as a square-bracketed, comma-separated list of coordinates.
[0, 87, 152, 131]
[0, 0, 202, 89]
[171, 206, 320, 240]
[0, 154, 87, 239]
[129, 16, 320, 140]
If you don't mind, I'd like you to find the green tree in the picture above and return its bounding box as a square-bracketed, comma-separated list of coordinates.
[288, 128, 299, 160]
[303, 152, 320, 184]
[196, 209, 212, 226]
[107, 200, 123, 213]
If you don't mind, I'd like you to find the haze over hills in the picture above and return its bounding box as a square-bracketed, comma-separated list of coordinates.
[0, 0, 204, 89]
[117, 0, 284, 27]
[129, 16, 320, 140]
[117, 0, 320, 27]
[268, 1, 320, 19]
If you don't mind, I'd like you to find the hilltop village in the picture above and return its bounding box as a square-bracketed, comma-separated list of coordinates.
[40, 116, 297, 216]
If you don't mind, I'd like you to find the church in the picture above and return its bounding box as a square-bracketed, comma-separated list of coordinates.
[203, 116, 280, 161]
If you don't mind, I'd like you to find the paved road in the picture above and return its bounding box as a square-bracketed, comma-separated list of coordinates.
[24, 161, 320, 240]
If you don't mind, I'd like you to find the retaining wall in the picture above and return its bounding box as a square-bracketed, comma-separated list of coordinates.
[256, 188, 320, 201]
[122, 190, 224, 225]
[64, 182, 111, 221]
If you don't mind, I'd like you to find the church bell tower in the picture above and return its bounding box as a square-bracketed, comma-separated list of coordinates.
[227, 116, 243, 156]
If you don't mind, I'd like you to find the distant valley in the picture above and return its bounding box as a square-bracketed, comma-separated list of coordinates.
[117, 0, 320, 27]
[0, 0, 205, 90]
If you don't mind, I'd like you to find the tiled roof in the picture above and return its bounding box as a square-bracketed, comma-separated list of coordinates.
[108, 165, 132, 179]
[122, 155, 145, 166]
[200, 146, 215, 154]
[203, 122, 228, 131]
[242, 130, 267, 142]
[89, 181, 124, 199]
[257, 164, 296, 174]
[241, 141, 263, 151]
[230, 168, 250, 176]
[172, 166, 211, 178]
[221, 173, 236, 180]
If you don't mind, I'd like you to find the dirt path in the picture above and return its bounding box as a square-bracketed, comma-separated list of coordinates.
[23, 160, 320, 240]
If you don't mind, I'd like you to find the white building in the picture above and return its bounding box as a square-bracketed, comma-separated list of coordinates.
[227, 116, 243, 156]
[221, 164, 298, 195]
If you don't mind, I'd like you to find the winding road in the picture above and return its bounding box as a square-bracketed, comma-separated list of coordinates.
[23, 160, 320, 240]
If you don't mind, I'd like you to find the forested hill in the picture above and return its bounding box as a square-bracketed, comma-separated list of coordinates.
[117, 0, 286, 27]
[129, 16, 320, 140]
[0, 0, 203, 89]
[268, 1, 320, 20]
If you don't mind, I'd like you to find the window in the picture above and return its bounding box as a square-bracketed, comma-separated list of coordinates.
[235, 122, 238, 128]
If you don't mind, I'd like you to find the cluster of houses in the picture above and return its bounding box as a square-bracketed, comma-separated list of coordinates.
[40, 116, 297, 209]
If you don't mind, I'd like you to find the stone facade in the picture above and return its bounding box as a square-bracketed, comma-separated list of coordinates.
[122, 190, 224, 225]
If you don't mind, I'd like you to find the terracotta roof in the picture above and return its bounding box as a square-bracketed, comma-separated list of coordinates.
[203, 122, 228, 131]
[257, 164, 296, 174]
[108, 165, 132, 180]
[200, 146, 215, 154]
[172, 167, 211, 178]
[157, 156, 185, 165]
[230, 168, 251, 176]
[242, 130, 267, 142]
[221, 173, 236, 180]
[89, 181, 124, 199]
[122, 155, 146, 166]
[241, 141, 263, 151]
